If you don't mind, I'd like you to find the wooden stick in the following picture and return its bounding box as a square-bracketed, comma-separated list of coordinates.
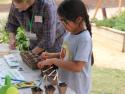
[43, 75, 46, 80]
[48, 70, 56, 77]
[53, 71, 58, 81]
[45, 75, 47, 87]
[92, 0, 102, 19]
[42, 66, 53, 73]
[118, 0, 122, 11]
[53, 70, 58, 85]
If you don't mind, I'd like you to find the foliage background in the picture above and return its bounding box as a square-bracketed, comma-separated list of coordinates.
[93, 11, 125, 32]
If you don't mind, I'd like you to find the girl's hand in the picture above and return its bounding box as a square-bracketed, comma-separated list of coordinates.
[41, 52, 56, 60]
[41, 52, 49, 60]
[37, 58, 57, 69]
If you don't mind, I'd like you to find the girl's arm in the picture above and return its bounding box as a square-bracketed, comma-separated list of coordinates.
[53, 59, 85, 72]
[38, 58, 85, 72]
[41, 52, 60, 59]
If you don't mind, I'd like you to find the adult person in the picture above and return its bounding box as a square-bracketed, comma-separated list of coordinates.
[6, 0, 65, 54]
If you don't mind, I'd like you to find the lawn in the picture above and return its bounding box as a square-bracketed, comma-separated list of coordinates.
[91, 66, 125, 94]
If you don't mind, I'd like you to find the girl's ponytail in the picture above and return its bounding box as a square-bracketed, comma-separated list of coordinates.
[85, 13, 92, 37]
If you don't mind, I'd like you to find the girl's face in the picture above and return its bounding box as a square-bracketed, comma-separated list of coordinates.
[59, 17, 83, 34]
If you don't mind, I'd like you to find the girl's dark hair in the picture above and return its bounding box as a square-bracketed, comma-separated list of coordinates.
[57, 0, 92, 36]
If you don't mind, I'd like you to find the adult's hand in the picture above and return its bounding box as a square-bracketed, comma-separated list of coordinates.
[9, 32, 16, 50]
[32, 47, 44, 55]
[9, 39, 16, 50]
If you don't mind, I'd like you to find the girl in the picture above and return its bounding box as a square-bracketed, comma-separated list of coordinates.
[37, 0, 92, 94]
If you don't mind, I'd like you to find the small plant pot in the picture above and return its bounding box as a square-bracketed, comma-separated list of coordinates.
[48, 72, 58, 85]
[44, 85, 55, 94]
[58, 83, 67, 94]
[31, 87, 43, 94]
[48, 74, 58, 85]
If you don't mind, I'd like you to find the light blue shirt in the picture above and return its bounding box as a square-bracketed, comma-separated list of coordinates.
[59, 30, 92, 94]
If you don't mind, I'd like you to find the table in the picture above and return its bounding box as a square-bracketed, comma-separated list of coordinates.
[0, 44, 76, 94]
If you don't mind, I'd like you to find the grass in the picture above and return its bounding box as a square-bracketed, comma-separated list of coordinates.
[0, 0, 11, 4]
[91, 66, 125, 94]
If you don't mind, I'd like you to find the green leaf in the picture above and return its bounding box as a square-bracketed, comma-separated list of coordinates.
[16, 27, 29, 51]
[94, 11, 125, 32]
